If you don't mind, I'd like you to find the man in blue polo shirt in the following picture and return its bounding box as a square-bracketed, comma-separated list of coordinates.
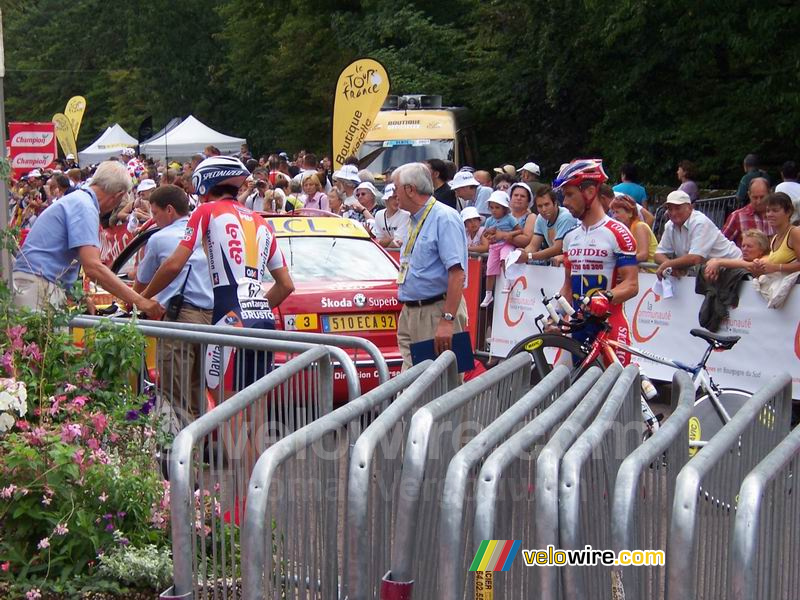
[393, 162, 468, 369]
[12, 161, 164, 318]
[134, 184, 213, 417]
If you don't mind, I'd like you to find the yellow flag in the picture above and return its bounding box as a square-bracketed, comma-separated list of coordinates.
[332, 59, 390, 169]
[52, 113, 78, 158]
[64, 95, 87, 141]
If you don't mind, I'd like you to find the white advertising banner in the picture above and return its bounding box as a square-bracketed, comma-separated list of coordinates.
[489, 265, 800, 398]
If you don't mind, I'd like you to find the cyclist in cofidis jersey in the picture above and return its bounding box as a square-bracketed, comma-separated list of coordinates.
[142, 156, 295, 392]
[553, 159, 639, 365]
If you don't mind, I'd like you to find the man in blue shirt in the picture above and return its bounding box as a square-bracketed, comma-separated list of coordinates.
[449, 169, 492, 218]
[12, 161, 164, 318]
[394, 162, 468, 369]
[134, 185, 213, 418]
[612, 163, 648, 206]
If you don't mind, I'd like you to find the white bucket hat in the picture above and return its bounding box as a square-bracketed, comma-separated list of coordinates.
[487, 190, 510, 209]
[460, 206, 482, 222]
[137, 178, 157, 193]
[449, 170, 481, 190]
[333, 164, 361, 184]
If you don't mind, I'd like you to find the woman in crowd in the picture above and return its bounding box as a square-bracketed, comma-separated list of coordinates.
[752, 192, 800, 275]
[609, 193, 657, 269]
[327, 187, 344, 215]
[492, 182, 535, 248]
[492, 173, 516, 193]
[703, 229, 769, 281]
[676, 160, 699, 202]
[300, 173, 329, 211]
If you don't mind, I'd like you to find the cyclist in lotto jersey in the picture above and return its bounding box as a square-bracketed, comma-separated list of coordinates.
[142, 156, 295, 391]
[554, 159, 639, 365]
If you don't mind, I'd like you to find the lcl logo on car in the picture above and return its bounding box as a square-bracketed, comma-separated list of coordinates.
[353, 293, 367, 308]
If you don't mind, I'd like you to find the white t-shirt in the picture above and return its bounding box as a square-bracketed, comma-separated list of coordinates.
[372, 208, 410, 244]
[657, 209, 741, 260]
[776, 181, 800, 223]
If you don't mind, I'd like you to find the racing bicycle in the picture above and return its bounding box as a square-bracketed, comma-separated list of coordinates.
[508, 289, 753, 448]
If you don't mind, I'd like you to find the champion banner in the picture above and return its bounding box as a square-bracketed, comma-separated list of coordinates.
[52, 113, 78, 158]
[332, 58, 390, 169]
[489, 265, 800, 398]
[9, 122, 56, 177]
[64, 95, 87, 142]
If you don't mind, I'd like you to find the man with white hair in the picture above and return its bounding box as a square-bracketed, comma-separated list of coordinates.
[12, 161, 164, 317]
[393, 162, 468, 369]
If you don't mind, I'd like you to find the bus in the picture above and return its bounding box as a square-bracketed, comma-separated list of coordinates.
[355, 94, 477, 174]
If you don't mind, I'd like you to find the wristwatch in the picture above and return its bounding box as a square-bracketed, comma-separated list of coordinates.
[527, 252, 533, 262]
[442, 312, 455, 322]
[602, 290, 615, 302]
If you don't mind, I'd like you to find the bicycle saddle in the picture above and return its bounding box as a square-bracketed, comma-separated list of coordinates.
[690, 328, 740, 350]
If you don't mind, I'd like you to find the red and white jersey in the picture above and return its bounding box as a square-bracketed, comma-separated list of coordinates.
[562, 215, 637, 301]
[180, 200, 285, 299]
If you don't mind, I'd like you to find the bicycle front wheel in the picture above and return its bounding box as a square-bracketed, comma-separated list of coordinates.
[508, 333, 604, 386]
[690, 388, 753, 450]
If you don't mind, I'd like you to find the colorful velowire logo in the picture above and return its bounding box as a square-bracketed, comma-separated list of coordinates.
[469, 540, 521, 572]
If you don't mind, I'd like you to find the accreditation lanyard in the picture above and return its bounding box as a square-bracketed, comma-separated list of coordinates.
[397, 199, 435, 284]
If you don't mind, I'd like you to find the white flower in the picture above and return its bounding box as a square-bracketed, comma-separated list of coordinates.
[0, 412, 15, 432]
[0, 391, 12, 412]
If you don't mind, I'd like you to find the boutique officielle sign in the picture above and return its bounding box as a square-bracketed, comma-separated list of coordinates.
[332, 58, 390, 169]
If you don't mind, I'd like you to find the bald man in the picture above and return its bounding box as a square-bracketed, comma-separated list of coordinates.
[474, 170, 493, 188]
[722, 177, 774, 246]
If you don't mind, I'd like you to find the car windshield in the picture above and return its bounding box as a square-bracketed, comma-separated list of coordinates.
[356, 139, 454, 174]
[266, 236, 399, 282]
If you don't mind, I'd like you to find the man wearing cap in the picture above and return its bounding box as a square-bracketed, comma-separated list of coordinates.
[333, 164, 361, 206]
[494, 164, 517, 178]
[450, 169, 492, 217]
[655, 190, 742, 280]
[517, 161, 547, 195]
[372, 184, 410, 248]
[64, 154, 78, 169]
[426, 158, 457, 210]
[393, 162, 468, 369]
[12, 161, 164, 317]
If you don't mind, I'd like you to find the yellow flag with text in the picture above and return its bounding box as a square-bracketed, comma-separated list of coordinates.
[332, 59, 390, 169]
[64, 95, 87, 141]
[52, 113, 77, 158]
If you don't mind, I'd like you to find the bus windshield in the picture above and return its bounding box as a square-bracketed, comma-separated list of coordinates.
[357, 139, 454, 173]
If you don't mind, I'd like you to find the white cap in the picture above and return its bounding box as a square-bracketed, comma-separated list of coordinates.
[355, 181, 380, 198]
[508, 182, 532, 199]
[449, 170, 481, 190]
[460, 206, 481, 222]
[27, 169, 42, 178]
[517, 161, 541, 176]
[65, 153, 75, 160]
[383, 183, 396, 197]
[333, 164, 361, 184]
[137, 178, 156, 192]
[487, 190, 510, 209]
[665, 190, 691, 205]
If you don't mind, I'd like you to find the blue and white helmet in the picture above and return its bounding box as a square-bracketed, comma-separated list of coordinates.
[192, 156, 250, 196]
[552, 159, 608, 191]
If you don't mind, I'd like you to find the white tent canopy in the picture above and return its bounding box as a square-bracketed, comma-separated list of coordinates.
[139, 115, 246, 160]
[78, 123, 137, 164]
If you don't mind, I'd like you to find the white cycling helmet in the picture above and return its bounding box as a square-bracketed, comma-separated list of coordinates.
[192, 156, 250, 196]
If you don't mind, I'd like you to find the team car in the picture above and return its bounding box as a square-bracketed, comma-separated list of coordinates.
[101, 210, 403, 401]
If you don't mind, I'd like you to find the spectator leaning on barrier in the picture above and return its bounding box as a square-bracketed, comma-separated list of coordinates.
[133, 185, 213, 418]
[393, 162, 468, 370]
[736, 153, 770, 206]
[752, 192, 800, 275]
[775, 161, 800, 224]
[655, 190, 742, 280]
[12, 161, 164, 317]
[722, 177, 774, 247]
[450, 169, 492, 217]
[517, 186, 579, 266]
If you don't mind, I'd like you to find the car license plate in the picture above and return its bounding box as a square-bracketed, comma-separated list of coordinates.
[322, 313, 397, 333]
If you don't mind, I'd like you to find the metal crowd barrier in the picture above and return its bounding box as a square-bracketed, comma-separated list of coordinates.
[559, 365, 643, 599]
[164, 347, 334, 600]
[731, 422, 800, 599]
[611, 371, 694, 600]
[241, 355, 455, 600]
[666, 374, 792, 600]
[380, 352, 532, 599]
[533, 364, 623, 599]
[438, 366, 571, 600]
[345, 353, 459, 600]
[471, 365, 610, 599]
[71, 315, 367, 404]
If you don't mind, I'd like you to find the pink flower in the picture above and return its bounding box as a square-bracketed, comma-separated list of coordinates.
[1, 561, 9, 571]
[64, 383, 78, 393]
[26, 589, 41, 600]
[0, 484, 17, 499]
[26, 427, 47, 446]
[90, 412, 108, 435]
[53, 523, 68, 536]
[37, 538, 49, 550]
[60, 423, 82, 443]
[49, 398, 61, 417]
[22, 343, 42, 362]
[66, 396, 87, 413]
[7, 325, 25, 351]
[41, 495, 51, 506]
[86, 437, 100, 451]
[0, 352, 13, 375]
[98, 492, 108, 503]
[15, 419, 30, 431]
[73, 448, 85, 470]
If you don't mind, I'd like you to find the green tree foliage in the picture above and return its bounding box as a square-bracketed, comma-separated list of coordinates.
[3, 0, 799, 187]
